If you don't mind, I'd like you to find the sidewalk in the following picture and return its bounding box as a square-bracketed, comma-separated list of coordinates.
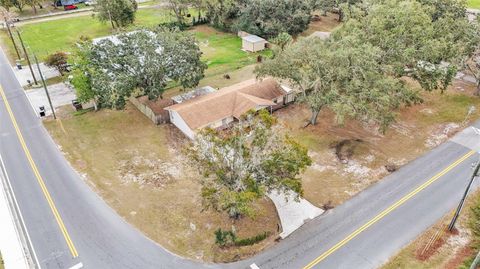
[268, 192, 324, 239]
[0, 159, 30, 269]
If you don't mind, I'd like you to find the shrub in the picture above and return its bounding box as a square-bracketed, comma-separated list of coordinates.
[158, 21, 190, 31]
[234, 231, 270, 246]
[214, 228, 270, 247]
[214, 228, 236, 247]
[45, 52, 69, 75]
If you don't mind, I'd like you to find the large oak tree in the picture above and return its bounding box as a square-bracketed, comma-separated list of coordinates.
[188, 110, 311, 219]
[256, 37, 420, 129]
[72, 28, 206, 109]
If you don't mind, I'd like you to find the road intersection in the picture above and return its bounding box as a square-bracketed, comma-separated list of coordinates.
[1, 45, 480, 268]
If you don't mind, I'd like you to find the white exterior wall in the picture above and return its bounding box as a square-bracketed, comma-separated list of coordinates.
[242, 40, 254, 52]
[242, 40, 266, 52]
[252, 40, 267, 52]
[168, 110, 195, 139]
[285, 92, 295, 104]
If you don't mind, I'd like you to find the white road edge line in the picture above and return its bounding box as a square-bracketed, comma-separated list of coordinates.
[0, 48, 39, 118]
[69, 262, 83, 269]
[0, 152, 41, 268]
[250, 263, 260, 269]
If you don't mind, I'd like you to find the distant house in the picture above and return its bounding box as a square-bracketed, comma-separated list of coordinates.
[164, 78, 295, 139]
[241, 35, 268, 52]
[57, 0, 83, 6]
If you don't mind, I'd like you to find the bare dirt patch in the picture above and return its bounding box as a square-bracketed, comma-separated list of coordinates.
[302, 12, 342, 36]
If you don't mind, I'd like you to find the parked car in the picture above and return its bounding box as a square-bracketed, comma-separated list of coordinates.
[64, 4, 78, 10]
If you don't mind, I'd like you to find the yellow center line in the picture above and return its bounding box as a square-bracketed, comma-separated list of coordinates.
[303, 150, 475, 269]
[0, 85, 78, 258]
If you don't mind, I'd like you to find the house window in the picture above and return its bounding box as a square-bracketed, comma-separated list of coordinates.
[273, 98, 278, 104]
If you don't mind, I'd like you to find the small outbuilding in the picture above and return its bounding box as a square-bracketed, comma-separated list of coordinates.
[241, 34, 268, 53]
[309, 31, 331, 40]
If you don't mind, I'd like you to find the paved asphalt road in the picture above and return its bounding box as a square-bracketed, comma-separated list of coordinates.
[1, 45, 480, 269]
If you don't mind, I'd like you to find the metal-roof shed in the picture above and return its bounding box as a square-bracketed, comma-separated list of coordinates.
[241, 34, 267, 52]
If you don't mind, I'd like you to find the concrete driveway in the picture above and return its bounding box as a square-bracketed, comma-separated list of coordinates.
[13, 63, 60, 87]
[25, 83, 76, 117]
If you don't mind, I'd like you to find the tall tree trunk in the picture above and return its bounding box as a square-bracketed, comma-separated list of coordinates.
[310, 109, 320, 125]
[107, 8, 115, 29]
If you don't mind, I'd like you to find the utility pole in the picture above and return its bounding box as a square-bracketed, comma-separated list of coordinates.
[3, 16, 21, 59]
[470, 250, 480, 269]
[34, 54, 56, 120]
[16, 30, 38, 85]
[448, 159, 480, 231]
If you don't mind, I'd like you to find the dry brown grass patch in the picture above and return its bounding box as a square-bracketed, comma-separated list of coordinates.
[44, 103, 280, 262]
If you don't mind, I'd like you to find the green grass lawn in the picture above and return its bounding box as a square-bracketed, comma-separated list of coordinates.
[0, 8, 178, 61]
[191, 26, 271, 77]
[0, 8, 266, 76]
[0, 9, 269, 79]
[468, 0, 480, 8]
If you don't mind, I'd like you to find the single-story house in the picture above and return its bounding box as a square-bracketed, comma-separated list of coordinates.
[164, 78, 295, 139]
[171, 86, 216, 104]
[130, 86, 215, 125]
[92, 30, 157, 46]
[309, 31, 331, 40]
[241, 34, 268, 52]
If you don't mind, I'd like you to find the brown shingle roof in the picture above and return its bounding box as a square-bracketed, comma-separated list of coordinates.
[165, 78, 285, 130]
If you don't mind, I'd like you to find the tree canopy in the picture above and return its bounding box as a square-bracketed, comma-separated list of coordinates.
[0, 0, 14, 11]
[72, 28, 206, 109]
[204, 0, 312, 37]
[187, 110, 311, 218]
[45, 52, 69, 76]
[234, 0, 313, 38]
[166, 0, 190, 24]
[94, 0, 137, 29]
[256, 37, 420, 129]
[466, 45, 480, 96]
[204, 0, 241, 30]
[256, 0, 479, 130]
[334, 0, 479, 92]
